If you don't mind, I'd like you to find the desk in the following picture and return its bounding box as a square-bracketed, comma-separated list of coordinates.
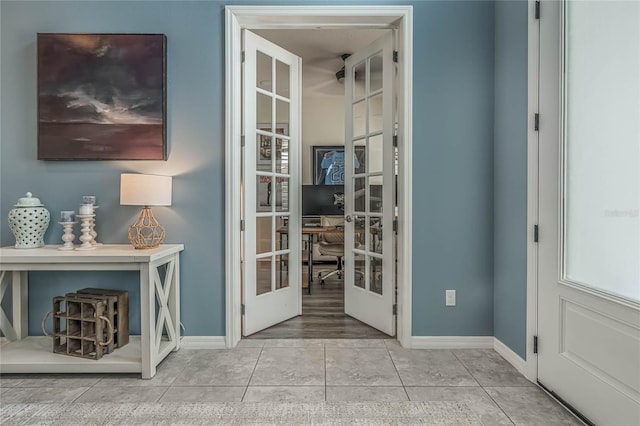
[0, 244, 183, 379]
[277, 227, 344, 294]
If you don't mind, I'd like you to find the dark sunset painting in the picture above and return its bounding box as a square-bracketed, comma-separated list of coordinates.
[37, 34, 166, 160]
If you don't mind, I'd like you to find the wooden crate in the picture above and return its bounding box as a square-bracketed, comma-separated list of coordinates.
[77, 288, 129, 348]
[52, 294, 111, 360]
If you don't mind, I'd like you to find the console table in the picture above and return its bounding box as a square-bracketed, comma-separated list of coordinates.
[0, 244, 184, 379]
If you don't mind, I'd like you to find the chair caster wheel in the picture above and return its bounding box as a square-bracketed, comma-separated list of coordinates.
[321, 280, 326, 286]
[337, 273, 342, 279]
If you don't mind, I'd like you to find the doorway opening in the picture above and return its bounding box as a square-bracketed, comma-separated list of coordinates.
[225, 6, 413, 348]
[245, 28, 392, 340]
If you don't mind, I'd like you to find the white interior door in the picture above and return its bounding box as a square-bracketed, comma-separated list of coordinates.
[242, 30, 301, 336]
[344, 32, 395, 336]
[538, 2, 640, 424]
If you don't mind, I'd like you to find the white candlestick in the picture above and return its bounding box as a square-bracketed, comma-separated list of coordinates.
[75, 214, 96, 251]
[58, 221, 77, 251]
[90, 205, 102, 246]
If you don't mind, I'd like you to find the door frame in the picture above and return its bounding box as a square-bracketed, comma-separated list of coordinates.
[525, 0, 540, 382]
[224, 5, 413, 347]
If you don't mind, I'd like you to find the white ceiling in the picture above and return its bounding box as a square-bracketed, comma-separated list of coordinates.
[254, 29, 387, 97]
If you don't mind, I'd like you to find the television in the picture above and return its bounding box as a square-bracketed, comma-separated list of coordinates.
[302, 185, 345, 216]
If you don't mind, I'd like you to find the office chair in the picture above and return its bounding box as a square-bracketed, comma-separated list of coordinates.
[316, 216, 346, 285]
[316, 216, 364, 285]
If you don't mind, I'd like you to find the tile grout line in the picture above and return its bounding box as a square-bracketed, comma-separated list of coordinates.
[451, 350, 515, 425]
[450, 350, 482, 387]
[385, 343, 410, 401]
[241, 345, 264, 401]
[478, 386, 516, 426]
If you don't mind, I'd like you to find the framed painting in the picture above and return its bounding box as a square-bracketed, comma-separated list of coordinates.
[37, 33, 167, 160]
[313, 145, 365, 185]
[257, 123, 288, 169]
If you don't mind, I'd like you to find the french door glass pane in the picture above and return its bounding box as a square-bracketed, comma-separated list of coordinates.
[368, 94, 383, 133]
[354, 252, 366, 289]
[369, 52, 383, 93]
[275, 60, 289, 98]
[354, 139, 366, 174]
[275, 216, 288, 251]
[369, 176, 383, 213]
[354, 216, 365, 251]
[256, 216, 272, 254]
[275, 254, 289, 289]
[257, 135, 272, 172]
[368, 134, 383, 174]
[353, 101, 366, 137]
[563, 1, 639, 301]
[257, 176, 274, 212]
[369, 217, 382, 254]
[256, 92, 272, 126]
[354, 61, 366, 99]
[276, 177, 289, 212]
[257, 51, 272, 91]
[256, 258, 272, 295]
[276, 138, 289, 174]
[369, 256, 382, 295]
[354, 177, 366, 213]
[276, 99, 289, 134]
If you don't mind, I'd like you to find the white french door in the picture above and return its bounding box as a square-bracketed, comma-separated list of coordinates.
[344, 32, 396, 336]
[242, 31, 301, 336]
[538, 1, 640, 424]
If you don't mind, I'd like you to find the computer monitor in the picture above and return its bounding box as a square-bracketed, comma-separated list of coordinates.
[302, 185, 345, 216]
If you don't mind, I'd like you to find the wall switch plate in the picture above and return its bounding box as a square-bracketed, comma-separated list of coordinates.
[446, 290, 456, 306]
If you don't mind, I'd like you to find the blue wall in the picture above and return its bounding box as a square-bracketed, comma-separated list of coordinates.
[493, 0, 528, 358]
[1, 0, 225, 336]
[411, 1, 495, 336]
[1, 1, 518, 345]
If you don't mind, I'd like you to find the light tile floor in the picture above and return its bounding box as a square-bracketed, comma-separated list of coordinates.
[0, 339, 583, 425]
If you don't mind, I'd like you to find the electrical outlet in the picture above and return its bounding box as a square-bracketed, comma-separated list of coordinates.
[446, 290, 456, 306]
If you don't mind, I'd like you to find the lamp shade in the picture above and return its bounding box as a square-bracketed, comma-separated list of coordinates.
[120, 174, 172, 206]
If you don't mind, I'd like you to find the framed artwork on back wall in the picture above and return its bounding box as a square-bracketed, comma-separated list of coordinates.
[313, 145, 365, 185]
[37, 33, 167, 160]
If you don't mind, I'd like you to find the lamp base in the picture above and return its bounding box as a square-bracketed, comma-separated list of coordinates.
[128, 207, 165, 249]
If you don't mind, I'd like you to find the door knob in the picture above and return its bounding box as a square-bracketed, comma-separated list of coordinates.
[345, 215, 352, 223]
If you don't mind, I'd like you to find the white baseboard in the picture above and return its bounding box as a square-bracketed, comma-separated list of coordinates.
[493, 337, 528, 377]
[180, 336, 226, 349]
[410, 336, 494, 349]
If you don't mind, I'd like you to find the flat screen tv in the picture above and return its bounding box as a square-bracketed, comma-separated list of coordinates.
[302, 185, 344, 216]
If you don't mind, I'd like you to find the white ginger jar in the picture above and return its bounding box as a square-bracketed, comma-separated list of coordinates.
[8, 192, 50, 248]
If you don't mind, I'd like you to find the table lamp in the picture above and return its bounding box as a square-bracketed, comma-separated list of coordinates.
[120, 173, 172, 249]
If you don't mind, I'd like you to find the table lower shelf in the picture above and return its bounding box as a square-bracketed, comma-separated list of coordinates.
[0, 336, 173, 374]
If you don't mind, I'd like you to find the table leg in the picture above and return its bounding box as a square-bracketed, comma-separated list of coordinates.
[168, 254, 181, 351]
[140, 264, 156, 379]
[12, 272, 28, 340]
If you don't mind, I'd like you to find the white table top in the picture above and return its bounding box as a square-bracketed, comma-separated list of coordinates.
[0, 244, 184, 264]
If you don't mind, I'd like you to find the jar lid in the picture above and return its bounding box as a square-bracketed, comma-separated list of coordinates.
[14, 192, 44, 207]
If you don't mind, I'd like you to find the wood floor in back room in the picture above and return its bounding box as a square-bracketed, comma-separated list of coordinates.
[246, 265, 390, 339]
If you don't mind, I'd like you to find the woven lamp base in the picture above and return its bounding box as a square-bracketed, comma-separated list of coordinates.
[128, 207, 165, 249]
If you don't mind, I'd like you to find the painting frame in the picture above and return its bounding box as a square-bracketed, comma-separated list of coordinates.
[313, 145, 365, 185]
[37, 33, 167, 161]
[257, 123, 289, 168]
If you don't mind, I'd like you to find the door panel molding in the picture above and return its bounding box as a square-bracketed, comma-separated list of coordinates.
[225, 6, 413, 348]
